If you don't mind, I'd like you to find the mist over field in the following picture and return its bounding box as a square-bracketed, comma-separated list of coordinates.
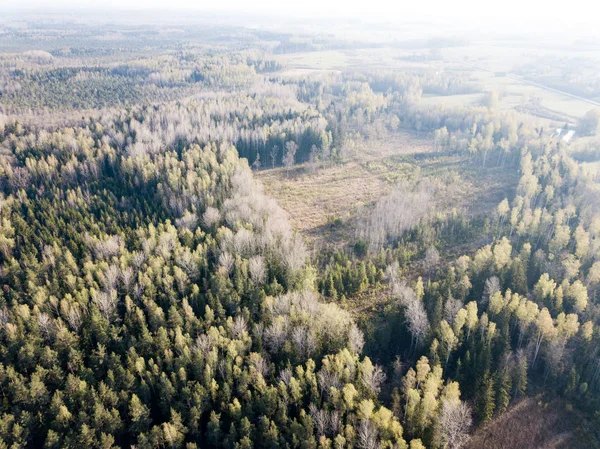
[0, 3, 599, 449]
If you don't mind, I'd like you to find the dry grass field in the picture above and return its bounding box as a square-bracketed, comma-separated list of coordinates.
[465, 398, 595, 449]
[256, 131, 519, 249]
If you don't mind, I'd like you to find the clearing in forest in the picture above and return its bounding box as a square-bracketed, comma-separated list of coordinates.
[256, 131, 519, 249]
[465, 398, 595, 449]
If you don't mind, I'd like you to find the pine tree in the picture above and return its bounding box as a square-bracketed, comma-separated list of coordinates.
[357, 261, 369, 293]
[514, 355, 528, 398]
[129, 394, 151, 434]
[565, 367, 578, 397]
[495, 369, 511, 415]
[207, 411, 222, 447]
[509, 257, 528, 294]
[477, 372, 495, 424]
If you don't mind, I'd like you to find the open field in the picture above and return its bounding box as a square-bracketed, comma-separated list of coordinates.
[256, 134, 427, 248]
[256, 132, 519, 249]
[580, 161, 600, 179]
[276, 43, 598, 122]
[466, 68, 595, 120]
[276, 49, 351, 71]
[275, 47, 432, 71]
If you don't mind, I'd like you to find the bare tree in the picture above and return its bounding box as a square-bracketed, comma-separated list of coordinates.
[329, 410, 341, 435]
[202, 207, 221, 228]
[133, 283, 144, 300]
[405, 297, 429, 350]
[132, 251, 147, 270]
[94, 290, 117, 320]
[232, 228, 254, 257]
[9, 167, 31, 191]
[396, 283, 429, 352]
[444, 295, 463, 324]
[424, 246, 440, 279]
[357, 182, 434, 251]
[483, 276, 500, 305]
[292, 326, 311, 357]
[95, 235, 123, 259]
[264, 318, 288, 352]
[318, 369, 342, 396]
[308, 404, 341, 437]
[103, 264, 120, 291]
[309, 144, 319, 172]
[283, 235, 307, 274]
[348, 324, 365, 353]
[438, 400, 472, 449]
[270, 145, 279, 169]
[252, 152, 261, 171]
[175, 211, 198, 231]
[219, 252, 234, 274]
[121, 267, 135, 293]
[65, 304, 83, 332]
[362, 364, 387, 395]
[249, 255, 266, 285]
[278, 367, 292, 385]
[157, 232, 177, 260]
[250, 353, 270, 378]
[309, 403, 328, 437]
[37, 313, 54, 341]
[385, 261, 401, 289]
[357, 420, 380, 449]
[175, 249, 200, 281]
[232, 315, 247, 339]
[217, 359, 230, 380]
[283, 141, 298, 177]
[195, 334, 213, 357]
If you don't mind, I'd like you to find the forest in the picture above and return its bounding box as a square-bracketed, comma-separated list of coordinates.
[1, 7, 600, 449]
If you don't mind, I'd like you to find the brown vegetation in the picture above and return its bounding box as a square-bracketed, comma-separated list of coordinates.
[257, 133, 518, 250]
[465, 398, 585, 449]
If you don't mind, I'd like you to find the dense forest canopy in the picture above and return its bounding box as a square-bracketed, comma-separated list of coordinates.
[1, 9, 600, 449]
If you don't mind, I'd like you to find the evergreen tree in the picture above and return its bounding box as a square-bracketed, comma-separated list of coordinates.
[477, 372, 495, 424]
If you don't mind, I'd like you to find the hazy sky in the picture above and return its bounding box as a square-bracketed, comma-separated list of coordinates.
[1, 0, 598, 29]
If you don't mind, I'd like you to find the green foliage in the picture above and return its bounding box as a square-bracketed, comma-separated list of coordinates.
[476, 372, 495, 424]
[317, 250, 381, 299]
[2, 20, 600, 448]
[0, 108, 406, 449]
